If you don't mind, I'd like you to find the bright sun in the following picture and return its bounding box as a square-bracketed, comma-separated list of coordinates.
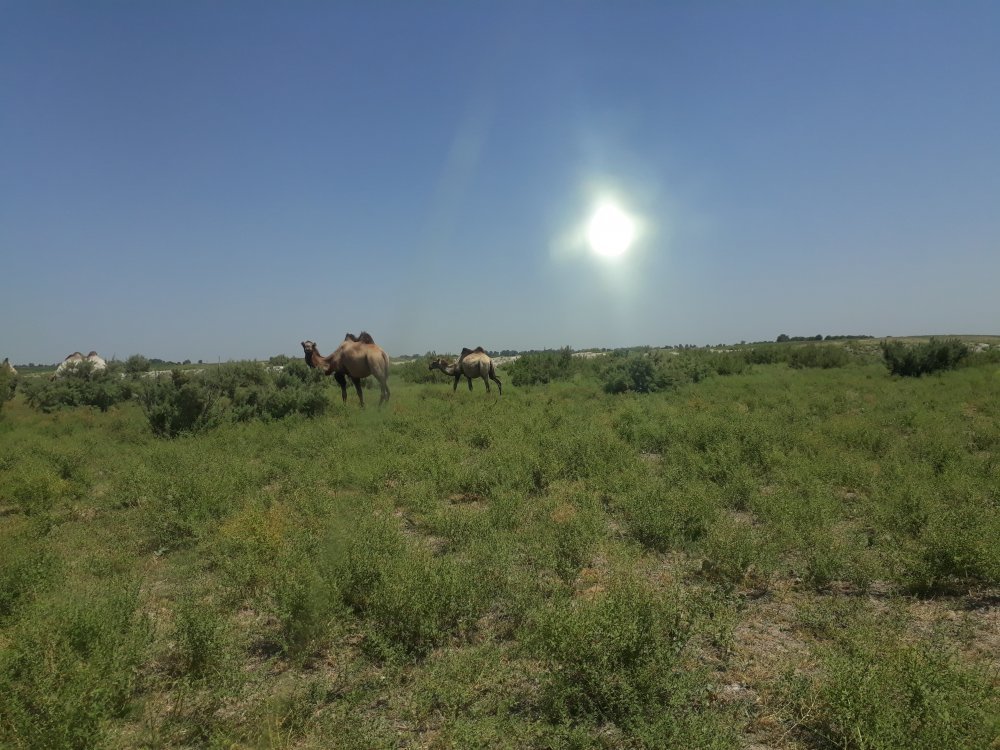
[587, 203, 635, 258]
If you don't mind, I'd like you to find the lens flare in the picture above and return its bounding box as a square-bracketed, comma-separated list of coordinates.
[587, 203, 635, 258]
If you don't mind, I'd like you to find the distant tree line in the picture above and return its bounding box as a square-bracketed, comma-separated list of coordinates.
[775, 334, 874, 343]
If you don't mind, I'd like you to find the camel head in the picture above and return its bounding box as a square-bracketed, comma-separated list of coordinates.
[301, 340, 319, 367]
[428, 357, 452, 372]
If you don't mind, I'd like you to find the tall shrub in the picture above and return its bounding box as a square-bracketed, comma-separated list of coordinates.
[881, 338, 969, 377]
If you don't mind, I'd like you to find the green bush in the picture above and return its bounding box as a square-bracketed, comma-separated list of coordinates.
[137, 362, 329, 437]
[0, 367, 16, 414]
[617, 481, 716, 552]
[698, 513, 776, 588]
[0, 583, 150, 750]
[526, 577, 734, 746]
[899, 506, 1000, 593]
[601, 351, 716, 394]
[744, 345, 789, 365]
[707, 351, 752, 375]
[881, 338, 969, 377]
[602, 353, 669, 394]
[507, 348, 586, 386]
[528, 578, 685, 724]
[790, 635, 998, 749]
[788, 344, 851, 369]
[0, 529, 59, 621]
[962, 345, 1000, 368]
[123, 354, 151, 376]
[395, 354, 449, 384]
[171, 596, 228, 680]
[330, 513, 490, 658]
[21, 365, 133, 413]
[137, 371, 219, 438]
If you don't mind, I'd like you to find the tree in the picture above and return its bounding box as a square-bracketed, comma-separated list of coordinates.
[776, 334, 790, 343]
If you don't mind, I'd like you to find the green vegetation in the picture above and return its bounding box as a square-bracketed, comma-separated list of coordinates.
[881, 337, 970, 376]
[20, 363, 134, 413]
[0, 343, 996, 748]
[787, 343, 851, 369]
[394, 353, 450, 384]
[149, 360, 330, 433]
[0, 367, 16, 417]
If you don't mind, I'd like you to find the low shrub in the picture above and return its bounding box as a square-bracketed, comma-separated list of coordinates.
[21, 365, 133, 413]
[526, 576, 735, 746]
[171, 596, 228, 680]
[881, 338, 969, 377]
[602, 352, 670, 394]
[0, 582, 150, 750]
[600, 351, 715, 394]
[898, 506, 1000, 594]
[0, 367, 16, 414]
[788, 344, 851, 369]
[330, 513, 491, 658]
[618, 482, 716, 552]
[0, 529, 60, 621]
[137, 361, 329, 437]
[744, 345, 789, 365]
[698, 513, 776, 588]
[707, 351, 752, 375]
[395, 354, 449, 384]
[137, 371, 220, 438]
[789, 634, 998, 749]
[507, 348, 595, 386]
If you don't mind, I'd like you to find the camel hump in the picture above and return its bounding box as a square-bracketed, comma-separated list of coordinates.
[343, 332, 375, 344]
[460, 346, 486, 359]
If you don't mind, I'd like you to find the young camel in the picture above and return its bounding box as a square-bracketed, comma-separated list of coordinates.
[429, 347, 502, 395]
[301, 332, 390, 406]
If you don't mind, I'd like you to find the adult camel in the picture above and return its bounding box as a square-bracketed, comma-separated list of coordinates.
[301, 332, 390, 407]
[53, 352, 84, 379]
[429, 347, 502, 395]
[53, 351, 107, 380]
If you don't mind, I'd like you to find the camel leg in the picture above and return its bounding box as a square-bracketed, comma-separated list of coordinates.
[453, 374, 460, 392]
[491, 373, 502, 396]
[334, 371, 349, 404]
[378, 375, 390, 406]
[482, 373, 490, 392]
[467, 376, 473, 391]
[351, 376, 365, 407]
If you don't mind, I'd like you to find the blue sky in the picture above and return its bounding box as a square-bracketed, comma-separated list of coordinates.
[3, 1, 998, 363]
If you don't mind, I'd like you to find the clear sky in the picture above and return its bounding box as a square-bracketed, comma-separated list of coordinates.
[3, 1, 999, 364]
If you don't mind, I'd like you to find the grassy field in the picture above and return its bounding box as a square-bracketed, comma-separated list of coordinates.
[1, 357, 997, 748]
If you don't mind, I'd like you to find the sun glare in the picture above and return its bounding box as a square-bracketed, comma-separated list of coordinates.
[587, 203, 635, 258]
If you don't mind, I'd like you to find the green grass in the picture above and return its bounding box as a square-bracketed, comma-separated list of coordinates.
[0, 357, 997, 748]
